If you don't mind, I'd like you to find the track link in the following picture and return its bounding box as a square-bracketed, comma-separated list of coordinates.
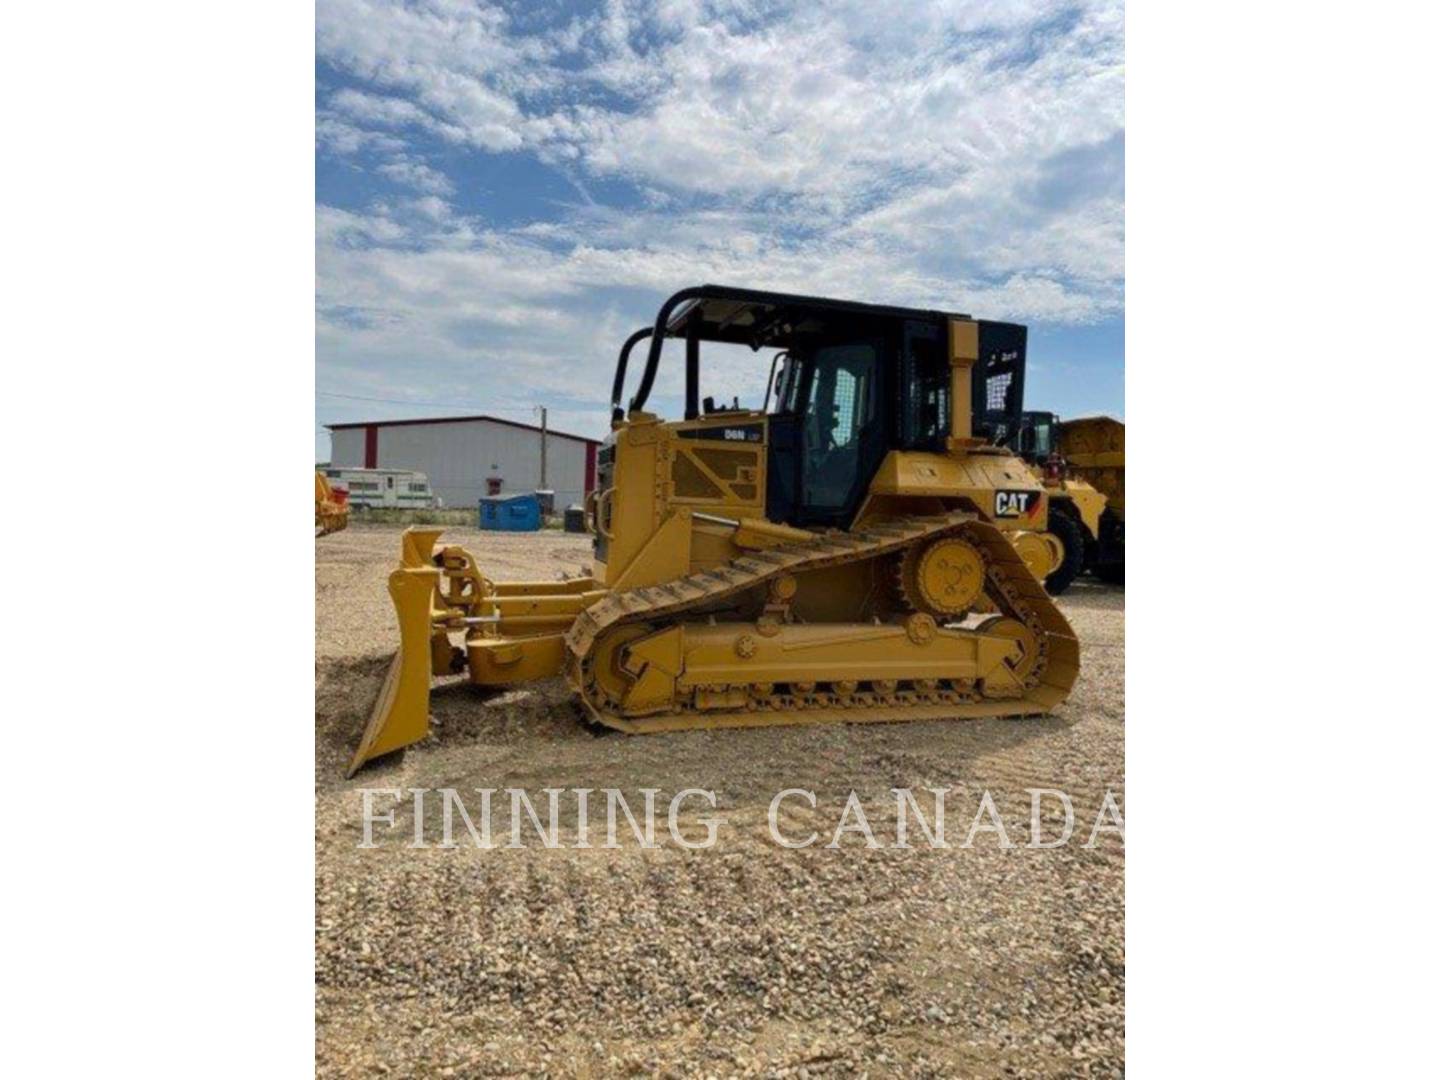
[563, 512, 1079, 732]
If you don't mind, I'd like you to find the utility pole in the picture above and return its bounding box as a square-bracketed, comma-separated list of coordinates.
[538, 405, 548, 490]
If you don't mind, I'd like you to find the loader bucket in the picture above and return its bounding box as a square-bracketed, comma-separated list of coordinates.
[346, 564, 442, 777]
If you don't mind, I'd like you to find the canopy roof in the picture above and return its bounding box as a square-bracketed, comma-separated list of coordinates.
[662, 284, 977, 350]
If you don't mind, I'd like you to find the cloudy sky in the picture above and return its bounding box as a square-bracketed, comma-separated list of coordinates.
[316, 0, 1123, 456]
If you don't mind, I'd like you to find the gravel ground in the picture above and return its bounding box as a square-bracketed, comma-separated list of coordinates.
[316, 524, 1125, 1077]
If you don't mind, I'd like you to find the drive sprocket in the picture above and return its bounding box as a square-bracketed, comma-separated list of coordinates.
[897, 536, 987, 617]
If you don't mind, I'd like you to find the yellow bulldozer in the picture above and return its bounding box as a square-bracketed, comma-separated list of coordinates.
[315, 471, 349, 537]
[349, 285, 1080, 775]
[1013, 412, 1125, 588]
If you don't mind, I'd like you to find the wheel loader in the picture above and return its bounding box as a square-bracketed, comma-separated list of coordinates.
[315, 471, 349, 537]
[1013, 412, 1124, 588]
[349, 285, 1080, 776]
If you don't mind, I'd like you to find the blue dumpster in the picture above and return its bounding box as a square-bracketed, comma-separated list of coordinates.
[479, 492, 542, 532]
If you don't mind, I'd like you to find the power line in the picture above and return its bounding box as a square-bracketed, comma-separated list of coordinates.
[317, 389, 528, 410]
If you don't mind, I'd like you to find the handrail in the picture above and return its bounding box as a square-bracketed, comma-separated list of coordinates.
[629, 285, 716, 415]
[610, 327, 654, 423]
[594, 488, 614, 540]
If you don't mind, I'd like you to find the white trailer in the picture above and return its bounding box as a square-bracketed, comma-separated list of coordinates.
[320, 467, 438, 510]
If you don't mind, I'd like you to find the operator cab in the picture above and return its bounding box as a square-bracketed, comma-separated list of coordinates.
[1012, 410, 1062, 465]
[612, 285, 1028, 528]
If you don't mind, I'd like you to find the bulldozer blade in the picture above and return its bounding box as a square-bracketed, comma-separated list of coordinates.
[347, 566, 442, 777]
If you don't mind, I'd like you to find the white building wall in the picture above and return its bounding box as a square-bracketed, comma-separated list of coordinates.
[329, 427, 366, 469]
[330, 419, 592, 510]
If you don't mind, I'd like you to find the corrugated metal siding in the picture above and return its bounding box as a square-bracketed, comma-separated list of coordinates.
[330, 428, 366, 468]
[360, 420, 592, 509]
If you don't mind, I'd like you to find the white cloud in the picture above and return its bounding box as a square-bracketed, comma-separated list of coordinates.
[318, 0, 539, 150]
[316, 113, 407, 155]
[327, 87, 471, 144]
[315, 205, 408, 247]
[376, 156, 455, 195]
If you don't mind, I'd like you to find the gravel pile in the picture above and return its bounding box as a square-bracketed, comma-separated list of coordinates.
[316, 525, 1124, 1076]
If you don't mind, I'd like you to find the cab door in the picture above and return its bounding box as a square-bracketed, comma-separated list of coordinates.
[776, 340, 885, 527]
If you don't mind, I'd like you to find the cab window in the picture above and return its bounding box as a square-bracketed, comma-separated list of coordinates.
[1033, 423, 1051, 457]
[901, 332, 948, 449]
[801, 343, 877, 511]
[769, 353, 802, 414]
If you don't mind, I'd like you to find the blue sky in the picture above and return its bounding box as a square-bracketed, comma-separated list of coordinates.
[316, 0, 1123, 458]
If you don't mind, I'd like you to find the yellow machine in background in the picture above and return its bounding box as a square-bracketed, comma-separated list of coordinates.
[350, 285, 1080, 775]
[315, 471, 349, 537]
[1013, 412, 1124, 588]
[1059, 416, 1124, 584]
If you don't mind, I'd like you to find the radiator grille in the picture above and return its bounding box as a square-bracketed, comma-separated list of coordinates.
[694, 447, 752, 481]
[673, 454, 722, 499]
